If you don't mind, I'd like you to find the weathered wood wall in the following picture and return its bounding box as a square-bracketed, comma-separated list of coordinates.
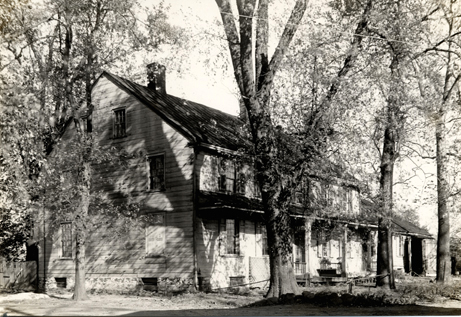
[40, 76, 195, 286]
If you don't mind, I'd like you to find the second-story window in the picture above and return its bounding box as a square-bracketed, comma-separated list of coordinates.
[148, 154, 165, 191]
[113, 108, 126, 138]
[218, 158, 234, 193]
[235, 165, 247, 195]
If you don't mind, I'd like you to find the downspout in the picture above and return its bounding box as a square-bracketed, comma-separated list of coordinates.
[192, 146, 198, 290]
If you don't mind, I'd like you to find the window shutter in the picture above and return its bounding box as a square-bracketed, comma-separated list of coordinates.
[109, 110, 114, 139]
[125, 109, 130, 136]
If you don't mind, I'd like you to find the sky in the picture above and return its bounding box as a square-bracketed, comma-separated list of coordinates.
[145, 0, 241, 115]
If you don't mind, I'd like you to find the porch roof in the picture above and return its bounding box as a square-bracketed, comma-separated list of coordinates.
[197, 190, 306, 221]
[391, 218, 433, 239]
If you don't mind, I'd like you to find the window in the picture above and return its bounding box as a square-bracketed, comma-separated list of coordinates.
[235, 164, 247, 195]
[220, 219, 240, 255]
[261, 224, 268, 256]
[256, 222, 269, 256]
[218, 158, 235, 192]
[146, 213, 166, 255]
[113, 108, 126, 138]
[148, 155, 165, 191]
[316, 233, 329, 258]
[61, 222, 72, 258]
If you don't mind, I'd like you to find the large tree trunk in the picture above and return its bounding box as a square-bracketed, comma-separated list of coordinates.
[265, 205, 299, 297]
[376, 52, 401, 289]
[435, 117, 451, 283]
[376, 115, 396, 289]
[376, 218, 392, 287]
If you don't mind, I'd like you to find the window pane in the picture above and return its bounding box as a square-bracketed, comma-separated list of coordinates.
[114, 109, 126, 138]
[261, 224, 268, 256]
[149, 155, 165, 190]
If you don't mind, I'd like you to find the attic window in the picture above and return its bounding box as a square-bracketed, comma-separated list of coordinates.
[113, 109, 126, 138]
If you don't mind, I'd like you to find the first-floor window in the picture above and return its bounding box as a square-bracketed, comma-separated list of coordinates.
[220, 219, 240, 255]
[261, 224, 268, 256]
[256, 222, 269, 256]
[61, 222, 72, 258]
[146, 213, 166, 255]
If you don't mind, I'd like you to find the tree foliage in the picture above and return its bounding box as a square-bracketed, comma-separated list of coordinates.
[1, 0, 181, 299]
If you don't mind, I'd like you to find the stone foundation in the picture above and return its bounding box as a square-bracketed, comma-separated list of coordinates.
[40, 276, 195, 294]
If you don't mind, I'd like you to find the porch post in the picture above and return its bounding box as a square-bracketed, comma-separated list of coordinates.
[305, 218, 312, 277]
[342, 225, 347, 277]
[407, 236, 412, 274]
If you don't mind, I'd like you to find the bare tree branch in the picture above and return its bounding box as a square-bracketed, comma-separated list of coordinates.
[215, 0, 244, 96]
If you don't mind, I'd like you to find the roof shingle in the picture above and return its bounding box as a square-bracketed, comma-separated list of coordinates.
[102, 71, 252, 151]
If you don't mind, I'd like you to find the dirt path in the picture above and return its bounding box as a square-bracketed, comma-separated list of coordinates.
[1, 293, 461, 316]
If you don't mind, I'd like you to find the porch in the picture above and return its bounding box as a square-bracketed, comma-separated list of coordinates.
[291, 217, 378, 282]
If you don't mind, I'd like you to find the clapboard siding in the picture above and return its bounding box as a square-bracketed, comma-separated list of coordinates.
[43, 76, 195, 282]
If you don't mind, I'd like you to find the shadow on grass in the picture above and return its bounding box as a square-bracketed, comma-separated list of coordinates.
[118, 303, 461, 316]
[2, 307, 36, 316]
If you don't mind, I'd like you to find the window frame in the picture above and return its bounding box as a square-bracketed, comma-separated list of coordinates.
[256, 222, 269, 256]
[113, 108, 127, 138]
[220, 218, 240, 256]
[218, 158, 235, 193]
[147, 153, 166, 191]
[235, 163, 247, 195]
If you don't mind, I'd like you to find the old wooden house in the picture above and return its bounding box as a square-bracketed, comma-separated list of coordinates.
[37, 64, 434, 292]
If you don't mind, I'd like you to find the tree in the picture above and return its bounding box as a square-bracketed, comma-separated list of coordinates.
[213, 0, 373, 297]
[413, 0, 461, 283]
[1, 0, 180, 300]
[0, 0, 47, 261]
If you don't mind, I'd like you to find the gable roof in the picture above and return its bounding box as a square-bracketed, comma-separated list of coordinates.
[99, 71, 251, 151]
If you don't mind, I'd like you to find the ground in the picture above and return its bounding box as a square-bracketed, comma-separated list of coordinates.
[1, 288, 461, 316]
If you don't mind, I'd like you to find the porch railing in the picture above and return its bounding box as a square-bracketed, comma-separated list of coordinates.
[293, 262, 343, 276]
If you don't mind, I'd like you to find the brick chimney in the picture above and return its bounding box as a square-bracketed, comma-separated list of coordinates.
[147, 63, 166, 94]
